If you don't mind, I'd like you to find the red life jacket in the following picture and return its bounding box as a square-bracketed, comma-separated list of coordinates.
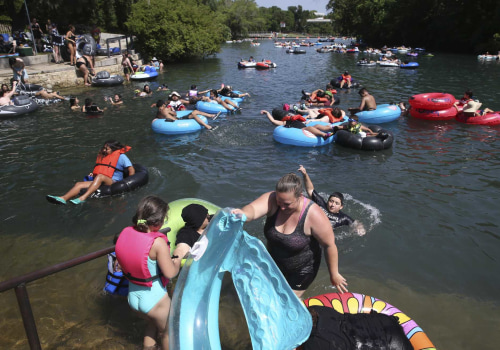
[93, 146, 131, 178]
[282, 114, 307, 122]
[115, 226, 170, 287]
[319, 109, 343, 123]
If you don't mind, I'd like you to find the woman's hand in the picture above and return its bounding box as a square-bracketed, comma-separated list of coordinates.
[331, 272, 348, 293]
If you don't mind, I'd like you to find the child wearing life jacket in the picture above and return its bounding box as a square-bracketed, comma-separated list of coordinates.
[115, 196, 180, 350]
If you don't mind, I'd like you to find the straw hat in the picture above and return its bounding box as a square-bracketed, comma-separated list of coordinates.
[463, 101, 482, 113]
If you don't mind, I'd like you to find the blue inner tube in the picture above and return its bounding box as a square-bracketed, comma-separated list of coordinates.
[152, 111, 208, 135]
[356, 104, 401, 123]
[334, 125, 394, 151]
[78, 163, 149, 198]
[400, 62, 419, 69]
[130, 66, 158, 80]
[273, 118, 347, 147]
[0, 96, 38, 119]
[196, 100, 238, 114]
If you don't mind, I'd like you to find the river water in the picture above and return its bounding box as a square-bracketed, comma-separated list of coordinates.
[1, 40, 499, 349]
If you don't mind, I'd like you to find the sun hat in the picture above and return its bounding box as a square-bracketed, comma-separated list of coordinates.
[169, 91, 181, 98]
[463, 101, 482, 113]
[152, 57, 158, 61]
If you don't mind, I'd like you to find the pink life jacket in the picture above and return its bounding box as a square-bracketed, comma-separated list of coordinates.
[115, 226, 169, 287]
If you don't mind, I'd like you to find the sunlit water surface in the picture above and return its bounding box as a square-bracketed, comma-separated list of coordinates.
[1, 40, 499, 349]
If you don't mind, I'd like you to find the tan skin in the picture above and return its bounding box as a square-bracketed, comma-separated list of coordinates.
[348, 90, 377, 115]
[70, 97, 80, 111]
[298, 165, 366, 236]
[0, 81, 17, 106]
[154, 104, 216, 130]
[261, 110, 334, 139]
[76, 55, 95, 86]
[57, 145, 135, 202]
[138, 221, 180, 350]
[232, 190, 348, 298]
[65, 26, 77, 65]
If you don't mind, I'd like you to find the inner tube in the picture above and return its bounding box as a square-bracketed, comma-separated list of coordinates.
[16, 83, 44, 97]
[356, 104, 401, 123]
[256, 61, 277, 69]
[130, 66, 158, 80]
[303, 293, 436, 350]
[33, 97, 63, 105]
[400, 62, 419, 69]
[455, 111, 500, 125]
[408, 92, 455, 110]
[92, 71, 124, 87]
[334, 125, 394, 151]
[78, 163, 148, 198]
[196, 100, 238, 114]
[0, 95, 39, 119]
[169, 206, 312, 350]
[330, 77, 361, 89]
[409, 106, 457, 121]
[238, 61, 256, 68]
[273, 118, 348, 147]
[151, 111, 208, 135]
[76, 34, 97, 56]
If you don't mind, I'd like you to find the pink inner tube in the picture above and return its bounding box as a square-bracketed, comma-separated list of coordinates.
[408, 92, 456, 110]
[456, 111, 500, 125]
[409, 106, 457, 120]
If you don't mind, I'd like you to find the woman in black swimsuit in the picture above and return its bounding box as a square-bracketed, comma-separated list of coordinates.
[76, 55, 94, 86]
[65, 25, 77, 66]
[233, 173, 348, 297]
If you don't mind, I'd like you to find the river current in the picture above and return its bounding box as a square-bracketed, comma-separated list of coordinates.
[1, 40, 499, 349]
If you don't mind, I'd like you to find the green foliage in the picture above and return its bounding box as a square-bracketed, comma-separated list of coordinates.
[223, 0, 265, 38]
[126, 0, 228, 61]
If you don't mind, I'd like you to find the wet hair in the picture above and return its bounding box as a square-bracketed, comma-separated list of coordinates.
[84, 98, 92, 106]
[210, 89, 219, 98]
[143, 84, 150, 92]
[325, 83, 334, 90]
[464, 90, 473, 98]
[100, 140, 125, 155]
[190, 84, 197, 90]
[114, 94, 122, 101]
[331, 107, 342, 118]
[328, 192, 344, 206]
[156, 99, 165, 108]
[1, 84, 8, 91]
[317, 90, 326, 98]
[358, 87, 368, 95]
[276, 173, 303, 198]
[69, 96, 78, 107]
[133, 196, 169, 233]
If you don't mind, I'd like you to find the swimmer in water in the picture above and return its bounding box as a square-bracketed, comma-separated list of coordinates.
[299, 165, 366, 236]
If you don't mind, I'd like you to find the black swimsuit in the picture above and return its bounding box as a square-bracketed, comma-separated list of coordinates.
[264, 197, 321, 290]
[311, 190, 354, 228]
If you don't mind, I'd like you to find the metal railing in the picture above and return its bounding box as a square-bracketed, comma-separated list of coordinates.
[102, 35, 134, 58]
[0, 246, 115, 350]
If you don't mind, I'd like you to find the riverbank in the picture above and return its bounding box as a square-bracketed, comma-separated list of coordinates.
[0, 53, 143, 89]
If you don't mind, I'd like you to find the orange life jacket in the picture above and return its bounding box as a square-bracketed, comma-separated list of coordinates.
[319, 109, 343, 123]
[93, 146, 131, 178]
[282, 115, 307, 122]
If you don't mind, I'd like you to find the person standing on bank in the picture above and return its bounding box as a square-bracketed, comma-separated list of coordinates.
[232, 173, 348, 298]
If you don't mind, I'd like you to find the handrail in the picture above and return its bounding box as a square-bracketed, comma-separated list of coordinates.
[0, 245, 115, 349]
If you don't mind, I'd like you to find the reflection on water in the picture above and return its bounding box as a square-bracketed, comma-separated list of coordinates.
[1, 40, 500, 349]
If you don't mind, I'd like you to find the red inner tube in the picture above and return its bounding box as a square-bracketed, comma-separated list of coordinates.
[408, 92, 456, 110]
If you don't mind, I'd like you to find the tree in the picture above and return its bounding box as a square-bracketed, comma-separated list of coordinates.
[126, 0, 229, 61]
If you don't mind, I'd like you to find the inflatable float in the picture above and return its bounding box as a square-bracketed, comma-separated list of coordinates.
[409, 106, 457, 121]
[334, 125, 394, 151]
[273, 118, 347, 147]
[169, 206, 312, 350]
[238, 61, 257, 68]
[400, 62, 419, 69]
[76, 34, 97, 57]
[286, 48, 306, 54]
[377, 61, 400, 67]
[195, 100, 238, 114]
[303, 293, 436, 350]
[33, 97, 64, 105]
[161, 198, 219, 258]
[151, 111, 209, 135]
[356, 104, 401, 123]
[16, 83, 43, 97]
[130, 66, 158, 80]
[0, 95, 38, 119]
[330, 77, 361, 89]
[408, 92, 455, 110]
[92, 71, 124, 87]
[357, 61, 376, 66]
[456, 111, 500, 125]
[256, 60, 277, 69]
[76, 163, 148, 198]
